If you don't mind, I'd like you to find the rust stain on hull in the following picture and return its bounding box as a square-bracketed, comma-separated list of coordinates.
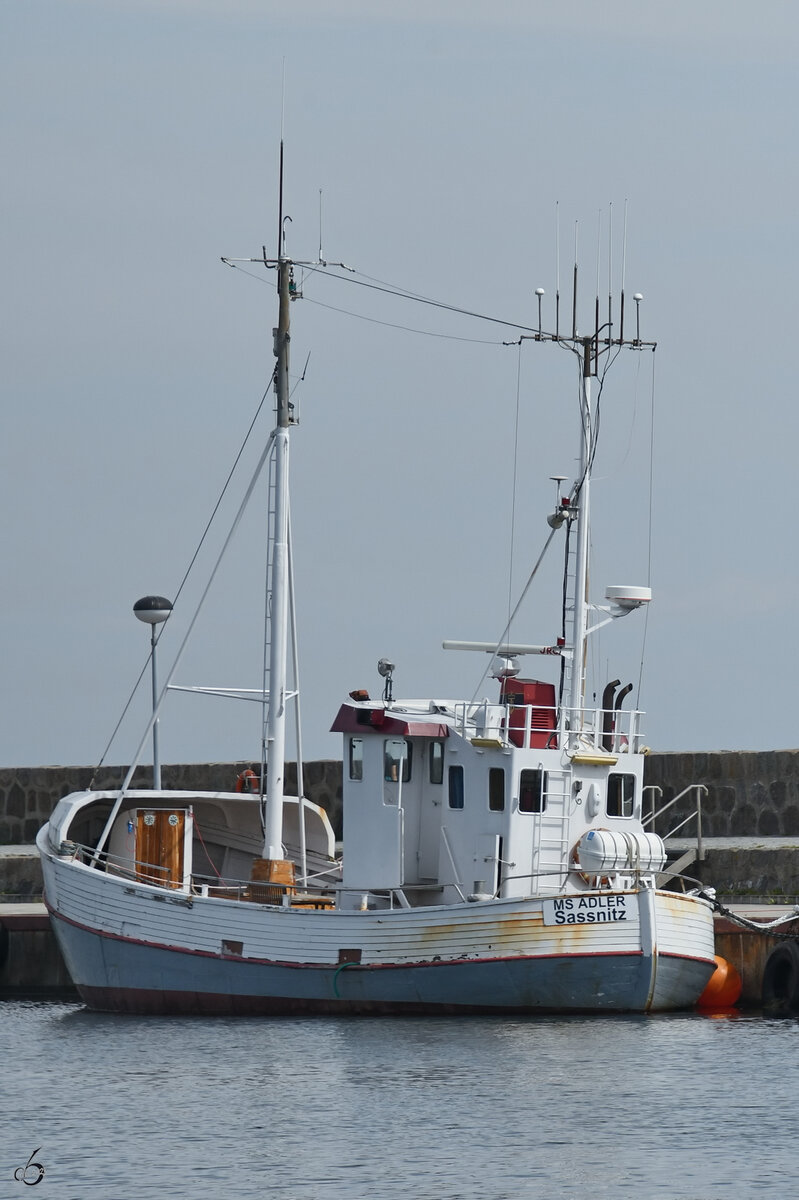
[410, 908, 634, 962]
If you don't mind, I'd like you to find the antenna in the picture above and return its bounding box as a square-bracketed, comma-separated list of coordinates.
[555, 202, 560, 338]
[548, 474, 568, 525]
[318, 188, 324, 262]
[507, 198, 653, 361]
[277, 60, 287, 264]
[620, 198, 628, 344]
[572, 221, 578, 339]
[535, 288, 545, 338]
[277, 137, 285, 263]
[594, 209, 601, 374]
[607, 202, 613, 347]
[634, 293, 643, 344]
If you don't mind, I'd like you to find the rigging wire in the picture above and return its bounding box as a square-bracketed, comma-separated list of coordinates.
[225, 256, 539, 336]
[558, 517, 571, 711]
[581, 342, 622, 694]
[636, 349, 657, 705]
[303, 294, 507, 344]
[319, 265, 539, 333]
[490, 333, 623, 715]
[468, 526, 560, 706]
[548, 335, 625, 709]
[90, 258, 531, 782]
[91, 424, 281, 857]
[193, 814, 226, 881]
[612, 347, 641, 474]
[88, 368, 278, 787]
[90, 251, 654, 779]
[572, 341, 623, 503]
[506, 343, 524, 637]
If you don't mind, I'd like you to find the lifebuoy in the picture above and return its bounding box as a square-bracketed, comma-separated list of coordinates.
[569, 838, 610, 888]
[761, 940, 799, 1016]
[235, 769, 259, 794]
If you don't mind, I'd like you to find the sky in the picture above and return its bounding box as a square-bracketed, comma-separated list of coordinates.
[3, 0, 799, 769]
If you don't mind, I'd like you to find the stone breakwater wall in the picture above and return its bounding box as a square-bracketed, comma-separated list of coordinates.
[0, 760, 343, 847]
[643, 750, 799, 838]
[3, 749, 799, 846]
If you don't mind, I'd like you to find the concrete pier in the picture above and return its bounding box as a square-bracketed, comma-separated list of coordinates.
[713, 905, 799, 1007]
[0, 903, 77, 997]
[1, 894, 790, 1007]
[3, 873, 798, 1007]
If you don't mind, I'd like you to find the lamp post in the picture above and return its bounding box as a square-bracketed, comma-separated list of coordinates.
[133, 595, 173, 789]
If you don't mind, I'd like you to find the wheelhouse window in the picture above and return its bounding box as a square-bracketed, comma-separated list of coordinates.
[348, 738, 363, 781]
[384, 738, 412, 783]
[448, 764, 464, 809]
[607, 773, 635, 817]
[519, 768, 546, 813]
[429, 739, 444, 785]
[489, 767, 505, 812]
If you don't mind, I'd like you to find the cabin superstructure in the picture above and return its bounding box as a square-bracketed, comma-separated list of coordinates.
[332, 673, 663, 913]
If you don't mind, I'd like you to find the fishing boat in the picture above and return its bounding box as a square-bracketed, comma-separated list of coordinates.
[37, 181, 718, 1014]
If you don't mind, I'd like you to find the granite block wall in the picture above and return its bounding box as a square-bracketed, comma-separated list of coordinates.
[643, 751, 799, 838]
[0, 760, 343, 845]
[4, 750, 799, 848]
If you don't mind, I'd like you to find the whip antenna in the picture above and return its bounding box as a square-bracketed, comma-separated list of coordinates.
[555, 201, 561, 338]
[608, 201, 613, 345]
[277, 60, 286, 263]
[572, 221, 578, 339]
[318, 188, 324, 261]
[620, 198, 628, 343]
[594, 208, 601, 372]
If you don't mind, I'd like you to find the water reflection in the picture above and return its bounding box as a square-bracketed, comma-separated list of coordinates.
[3, 1000, 798, 1198]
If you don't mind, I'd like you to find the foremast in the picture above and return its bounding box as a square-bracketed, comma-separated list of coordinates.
[262, 255, 292, 862]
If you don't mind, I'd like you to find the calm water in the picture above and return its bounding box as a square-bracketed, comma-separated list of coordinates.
[2, 1001, 798, 1199]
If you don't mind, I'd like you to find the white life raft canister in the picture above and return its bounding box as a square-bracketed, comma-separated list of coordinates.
[576, 829, 666, 875]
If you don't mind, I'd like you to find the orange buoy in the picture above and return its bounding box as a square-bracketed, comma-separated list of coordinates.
[696, 954, 742, 1010]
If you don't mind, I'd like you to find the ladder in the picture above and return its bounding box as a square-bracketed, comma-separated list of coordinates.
[533, 771, 572, 892]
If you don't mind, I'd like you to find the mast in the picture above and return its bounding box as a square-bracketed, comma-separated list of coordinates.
[443, 216, 654, 740]
[262, 250, 292, 861]
[567, 338, 593, 736]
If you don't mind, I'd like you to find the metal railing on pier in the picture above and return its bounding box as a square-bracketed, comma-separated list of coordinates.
[644, 784, 706, 853]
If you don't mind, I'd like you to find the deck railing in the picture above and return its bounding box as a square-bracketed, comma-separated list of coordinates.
[454, 700, 644, 752]
[62, 840, 337, 905]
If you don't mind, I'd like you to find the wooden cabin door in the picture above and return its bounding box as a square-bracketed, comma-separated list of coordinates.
[136, 810, 186, 888]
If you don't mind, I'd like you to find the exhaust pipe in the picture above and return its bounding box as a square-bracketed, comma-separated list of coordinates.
[601, 679, 620, 751]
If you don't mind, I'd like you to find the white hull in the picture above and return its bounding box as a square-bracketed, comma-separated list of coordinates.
[39, 825, 715, 1015]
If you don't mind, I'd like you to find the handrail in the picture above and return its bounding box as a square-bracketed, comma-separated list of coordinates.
[68, 842, 172, 882]
[642, 784, 662, 821]
[68, 841, 335, 901]
[643, 783, 707, 863]
[454, 699, 642, 751]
